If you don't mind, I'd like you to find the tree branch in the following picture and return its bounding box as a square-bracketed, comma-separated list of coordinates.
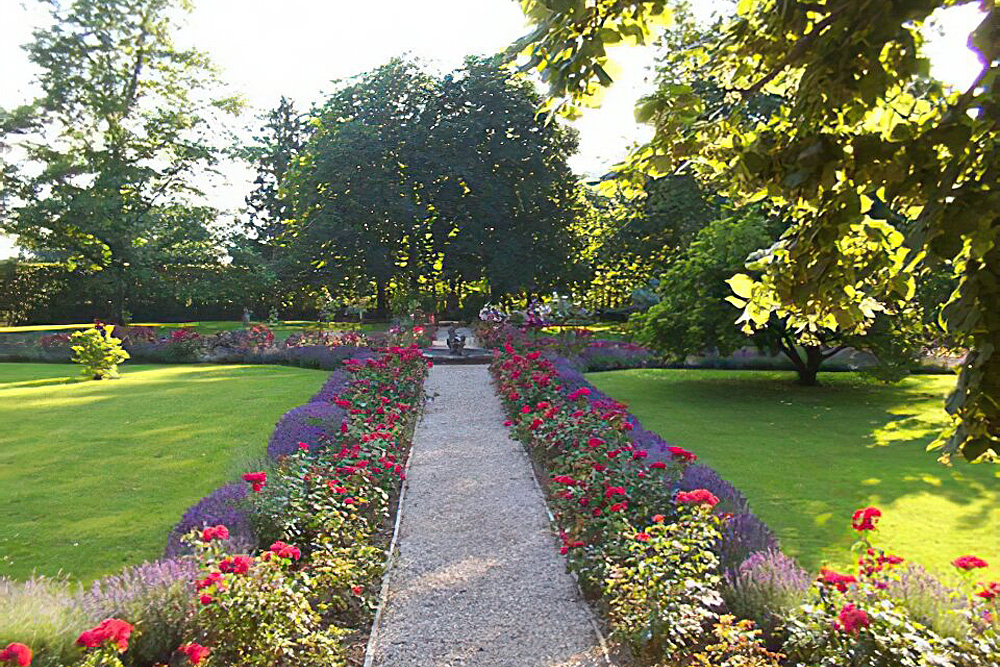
[741, 8, 844, 99]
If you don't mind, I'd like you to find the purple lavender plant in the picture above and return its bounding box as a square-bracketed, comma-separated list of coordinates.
[267, 401, 346, 458]
[76, 558, 201, 665]
[724, 549, 811, 640]
[164, 482, 255, 558]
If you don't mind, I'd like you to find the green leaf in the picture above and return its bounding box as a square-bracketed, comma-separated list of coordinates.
[727, 273, 755, 299]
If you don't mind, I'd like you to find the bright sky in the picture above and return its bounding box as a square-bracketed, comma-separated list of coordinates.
[0, 0, 986, 258]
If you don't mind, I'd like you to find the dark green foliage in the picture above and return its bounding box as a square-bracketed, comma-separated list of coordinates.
[282, 56, 586, 313]
[0, 0, 242, 322]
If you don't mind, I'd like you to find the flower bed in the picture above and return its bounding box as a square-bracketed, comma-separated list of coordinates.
[2, 345, 428, 667]
[490, 344, 999, 665]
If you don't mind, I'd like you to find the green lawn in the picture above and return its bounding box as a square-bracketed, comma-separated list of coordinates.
[587, 369, 999, 580]
[0, 362, 328, 582]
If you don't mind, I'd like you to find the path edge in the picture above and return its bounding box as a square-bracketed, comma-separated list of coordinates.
[361, 400, 422, 667]
[521, 441, 618, 667]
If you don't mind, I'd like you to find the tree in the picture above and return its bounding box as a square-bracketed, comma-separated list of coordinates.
[241, 96, 307, 261]
[282, 56, 585, 314]
[515, 0, 1000, 462]
[634, 207, 848, 385]
[426, 56, 586, 303]
[0, 0, 242, 321]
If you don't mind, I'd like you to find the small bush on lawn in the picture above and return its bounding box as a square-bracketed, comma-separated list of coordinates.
[70, 324, 129, 380]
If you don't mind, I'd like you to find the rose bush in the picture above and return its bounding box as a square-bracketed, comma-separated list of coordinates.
[2, 345, 428, 667]
[491, 343, 999, 666]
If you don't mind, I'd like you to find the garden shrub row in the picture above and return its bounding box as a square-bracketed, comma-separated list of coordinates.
[0, 323, 434, 369]
[489, 343, 999, 666]
[1, 345, 429, 667]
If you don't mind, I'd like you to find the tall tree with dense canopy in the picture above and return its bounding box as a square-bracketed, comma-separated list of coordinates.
[282, 56, 585, 313]
[0, 0, 242, 321]
[516, 0, 1000, 462]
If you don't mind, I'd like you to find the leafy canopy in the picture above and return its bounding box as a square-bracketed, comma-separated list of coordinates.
[515, 0, 1000, 462]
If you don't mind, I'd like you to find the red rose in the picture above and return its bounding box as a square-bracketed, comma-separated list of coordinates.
[675, 489, 719, 507]
[351, 585, 364, 596]
[609, 501, 627, 512]
[652, 514, 665, 523]
[77, 619, 133, 652]
[634, 532, 651, 542]
[666, 446, 697, 462]
[650, 461, 667, 469]
[953, 555, 989, 571]
[199, 594, 214, 605]
[178, 643, 210, 665]
[219, 555, 253, 574]
[201, 524, 229, 542]
[0, 643, 32, 667]
[242, 471, 267, 493]
[604, 486, 626, 498]
[818, 568, 857, 592]
[851, 506, 881, 531]
[976, 582, 1000, 601]
[834, 604, 870, 634]
[268, 541, 302, 561]
[298, 442, 309, 451]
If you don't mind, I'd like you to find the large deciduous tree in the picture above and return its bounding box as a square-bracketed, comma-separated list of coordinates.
[516, 0, 1000, 462]
[282, 56, 585, 313]
[0, 0, 241, 321]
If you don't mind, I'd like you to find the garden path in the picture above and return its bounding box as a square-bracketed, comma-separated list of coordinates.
[367, 364, 606, 667]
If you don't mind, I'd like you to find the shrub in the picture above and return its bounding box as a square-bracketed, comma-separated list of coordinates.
[607, 503, 724, 663]
[724, 550, 812, 641]
[781, 509, 999, 666]
[70, 325, 130, 379]
[76, 558, 200, 666]
[887, 564, 972, 639]
[185, 534, 344, 667]
[691, 615, 784, 667]
[165, 483, 256, 558]
[0, 577, 86, 667]
[267, 402, 345, 459]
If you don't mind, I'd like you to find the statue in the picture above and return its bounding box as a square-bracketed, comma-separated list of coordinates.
[447, 325, 466, 356]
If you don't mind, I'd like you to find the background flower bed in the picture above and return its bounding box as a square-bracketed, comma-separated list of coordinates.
[1, 346, 429, 667]
[490, 344, 998, 666]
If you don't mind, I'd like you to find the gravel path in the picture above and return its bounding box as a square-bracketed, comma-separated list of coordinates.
[369, 365, 606, 667]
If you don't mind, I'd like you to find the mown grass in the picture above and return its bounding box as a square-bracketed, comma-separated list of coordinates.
[0, 362, 327, 582]
[586, 369, 999, 579]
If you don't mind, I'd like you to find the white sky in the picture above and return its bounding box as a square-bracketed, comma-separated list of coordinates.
[0, 0, 986, 259]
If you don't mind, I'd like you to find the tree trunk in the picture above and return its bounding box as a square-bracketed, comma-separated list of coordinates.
[375, 280, 388, 319]
[777, 340, 824, 386]
[796, 345, 824, 386]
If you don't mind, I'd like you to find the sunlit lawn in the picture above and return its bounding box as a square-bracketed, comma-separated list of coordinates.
[587, 369, 999, 579]
[0, 362, 327, 582]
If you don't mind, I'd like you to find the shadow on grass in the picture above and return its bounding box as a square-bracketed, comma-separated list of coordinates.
[0, 376, 85, 390]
